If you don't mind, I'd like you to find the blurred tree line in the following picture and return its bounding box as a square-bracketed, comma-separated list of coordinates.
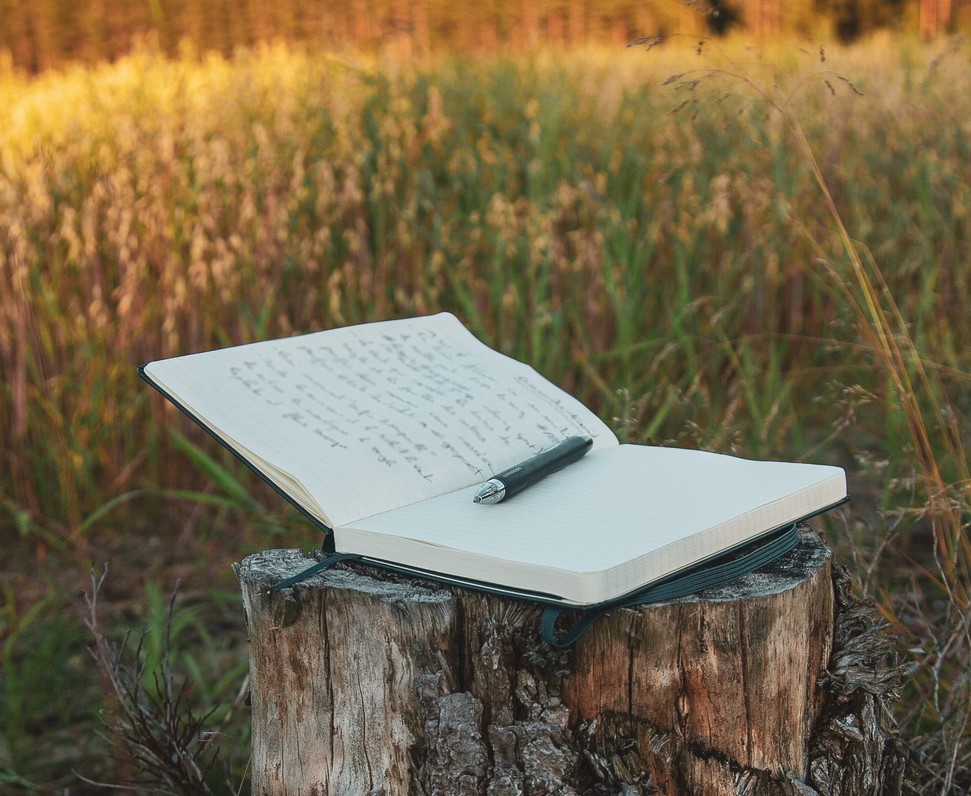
[1, 0, 966, 71]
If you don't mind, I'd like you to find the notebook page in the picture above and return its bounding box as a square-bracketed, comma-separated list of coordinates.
[143, 313, 617, 527]
[337, 445, 846, 603]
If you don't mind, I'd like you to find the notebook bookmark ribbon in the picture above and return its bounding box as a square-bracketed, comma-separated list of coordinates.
[269, 552, 360, 592]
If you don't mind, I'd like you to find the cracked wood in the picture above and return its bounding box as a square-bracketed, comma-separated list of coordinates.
[237, 528, 917, 795]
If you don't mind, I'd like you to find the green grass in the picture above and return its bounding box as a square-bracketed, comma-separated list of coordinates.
[0, 37, 969, 790]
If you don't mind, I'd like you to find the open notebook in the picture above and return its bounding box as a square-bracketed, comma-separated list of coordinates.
[140, 313, 847, 607]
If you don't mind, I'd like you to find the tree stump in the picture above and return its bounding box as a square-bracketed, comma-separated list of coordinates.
[236, 526, 918, 795]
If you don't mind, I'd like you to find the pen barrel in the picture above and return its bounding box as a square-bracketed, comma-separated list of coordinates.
[494, 436, 592, 499]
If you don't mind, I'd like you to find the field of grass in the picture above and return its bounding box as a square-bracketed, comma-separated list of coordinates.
[1, 36, 969, 791]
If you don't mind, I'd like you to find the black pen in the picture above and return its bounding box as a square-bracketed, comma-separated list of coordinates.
[473, 436, 593, 504]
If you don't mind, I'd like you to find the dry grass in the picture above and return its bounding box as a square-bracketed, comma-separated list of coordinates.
[0, 37, 969, 790]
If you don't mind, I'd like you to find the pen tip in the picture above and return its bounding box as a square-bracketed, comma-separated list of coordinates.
[474, 480, 504, 504]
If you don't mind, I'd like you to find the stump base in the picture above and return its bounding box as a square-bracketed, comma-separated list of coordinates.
[237, 526, 917, 795]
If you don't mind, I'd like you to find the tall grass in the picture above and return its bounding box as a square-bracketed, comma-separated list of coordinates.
[640, 35, 971, 787]
[0, 38, 969, 788]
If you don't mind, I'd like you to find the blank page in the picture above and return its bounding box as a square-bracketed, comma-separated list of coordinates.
[337, 445, 847, 603]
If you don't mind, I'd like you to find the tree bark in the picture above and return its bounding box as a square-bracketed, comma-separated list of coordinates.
[237, 526, 919, 795]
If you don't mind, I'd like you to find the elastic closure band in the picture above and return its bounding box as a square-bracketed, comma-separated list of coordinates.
[540, 524, 801, 648]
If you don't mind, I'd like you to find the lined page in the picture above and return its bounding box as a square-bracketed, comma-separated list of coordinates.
[337, 445, 847, 603]
[144, 313, 617, 527]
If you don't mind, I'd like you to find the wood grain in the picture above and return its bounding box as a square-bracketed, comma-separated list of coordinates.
[237, 528, 917, 794]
